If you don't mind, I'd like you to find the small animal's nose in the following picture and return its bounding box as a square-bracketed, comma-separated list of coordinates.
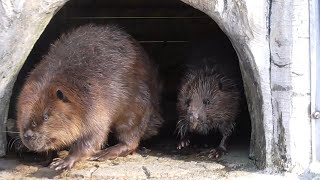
[23, 130, 35, 141]
[188, 112, 199, 120]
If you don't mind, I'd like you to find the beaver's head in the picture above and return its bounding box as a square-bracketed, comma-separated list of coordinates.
[17, 81, 84, 152]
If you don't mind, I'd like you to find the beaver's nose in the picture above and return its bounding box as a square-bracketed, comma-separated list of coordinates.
[23, 130, 35, 141]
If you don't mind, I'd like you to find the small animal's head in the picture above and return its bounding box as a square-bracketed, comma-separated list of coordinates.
[182, 82, 217, 135]
[177, 70, 227, 136]
[17, 82, 84, 152]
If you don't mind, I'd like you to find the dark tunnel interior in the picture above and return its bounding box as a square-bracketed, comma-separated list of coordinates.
[7, 0, 251, 163]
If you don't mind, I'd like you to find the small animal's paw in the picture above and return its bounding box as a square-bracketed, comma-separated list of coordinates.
[49, 158, 75, 170]
[177, 139, 190, 150]
[208, 147, 227, 159]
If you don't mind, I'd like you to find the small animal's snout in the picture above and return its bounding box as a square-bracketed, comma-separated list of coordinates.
[23, 130, 35, 141]
[188, 112, 199, 120]
[188, 112, 199, 130]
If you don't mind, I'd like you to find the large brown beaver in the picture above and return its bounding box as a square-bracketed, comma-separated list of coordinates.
[17, 24, 163, 170]
[176, 39, 244, 158]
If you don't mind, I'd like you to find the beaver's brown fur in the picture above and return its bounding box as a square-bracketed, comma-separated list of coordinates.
[176, 54, 243, 158]
[17, 24, 163, 170]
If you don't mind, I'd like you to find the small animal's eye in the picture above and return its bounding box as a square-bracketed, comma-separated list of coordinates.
[203, 99, 210, 105]
[43, 113, 49, 121]
[31, 120, 37, 127]
[185, 99, 191, 106]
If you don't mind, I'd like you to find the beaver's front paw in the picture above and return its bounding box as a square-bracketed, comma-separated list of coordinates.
[49, 157, 75, 170]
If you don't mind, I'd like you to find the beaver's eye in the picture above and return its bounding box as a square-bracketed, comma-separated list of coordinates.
[43, 113, 49, 121]
[203, 99, 210, 105]
[31, 120, 37, 127]
[56, 90, 64, 100]
[56, 89, 69, 102]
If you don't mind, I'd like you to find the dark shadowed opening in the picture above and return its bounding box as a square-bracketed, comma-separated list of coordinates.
[7, 0, 251, 165]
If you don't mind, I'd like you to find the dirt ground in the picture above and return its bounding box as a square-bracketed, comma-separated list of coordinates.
[0, 140, 314, 180]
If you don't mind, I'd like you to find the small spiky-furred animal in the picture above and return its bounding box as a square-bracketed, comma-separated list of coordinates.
[176, 64, 242, 158]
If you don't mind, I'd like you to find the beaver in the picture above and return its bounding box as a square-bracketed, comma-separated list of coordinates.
[16, 24, 163, 170]
[176, 39, 244, 158]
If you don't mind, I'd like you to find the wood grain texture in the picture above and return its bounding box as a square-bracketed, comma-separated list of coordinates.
[270, 0, 311, 172]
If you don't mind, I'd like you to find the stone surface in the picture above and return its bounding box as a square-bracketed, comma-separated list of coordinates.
[0, 0, 69, 157]
[0, 146, 307, 180]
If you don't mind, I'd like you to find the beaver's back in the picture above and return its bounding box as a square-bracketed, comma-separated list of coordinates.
[31, 25, 154, 100]
[26, 24, 162, 130]
[32, 25, 146, 87]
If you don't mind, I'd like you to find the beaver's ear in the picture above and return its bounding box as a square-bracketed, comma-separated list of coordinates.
[56, 89, 69, 102]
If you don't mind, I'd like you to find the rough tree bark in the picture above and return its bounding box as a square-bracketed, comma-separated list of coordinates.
[0, 0, 68, 156]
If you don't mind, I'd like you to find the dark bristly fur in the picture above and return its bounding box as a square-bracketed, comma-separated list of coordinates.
[176, 63, 243, 158]
[17, 24, 163, 170]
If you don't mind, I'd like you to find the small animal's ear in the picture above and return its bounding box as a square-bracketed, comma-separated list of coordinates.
[56, 89, 69, 102]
